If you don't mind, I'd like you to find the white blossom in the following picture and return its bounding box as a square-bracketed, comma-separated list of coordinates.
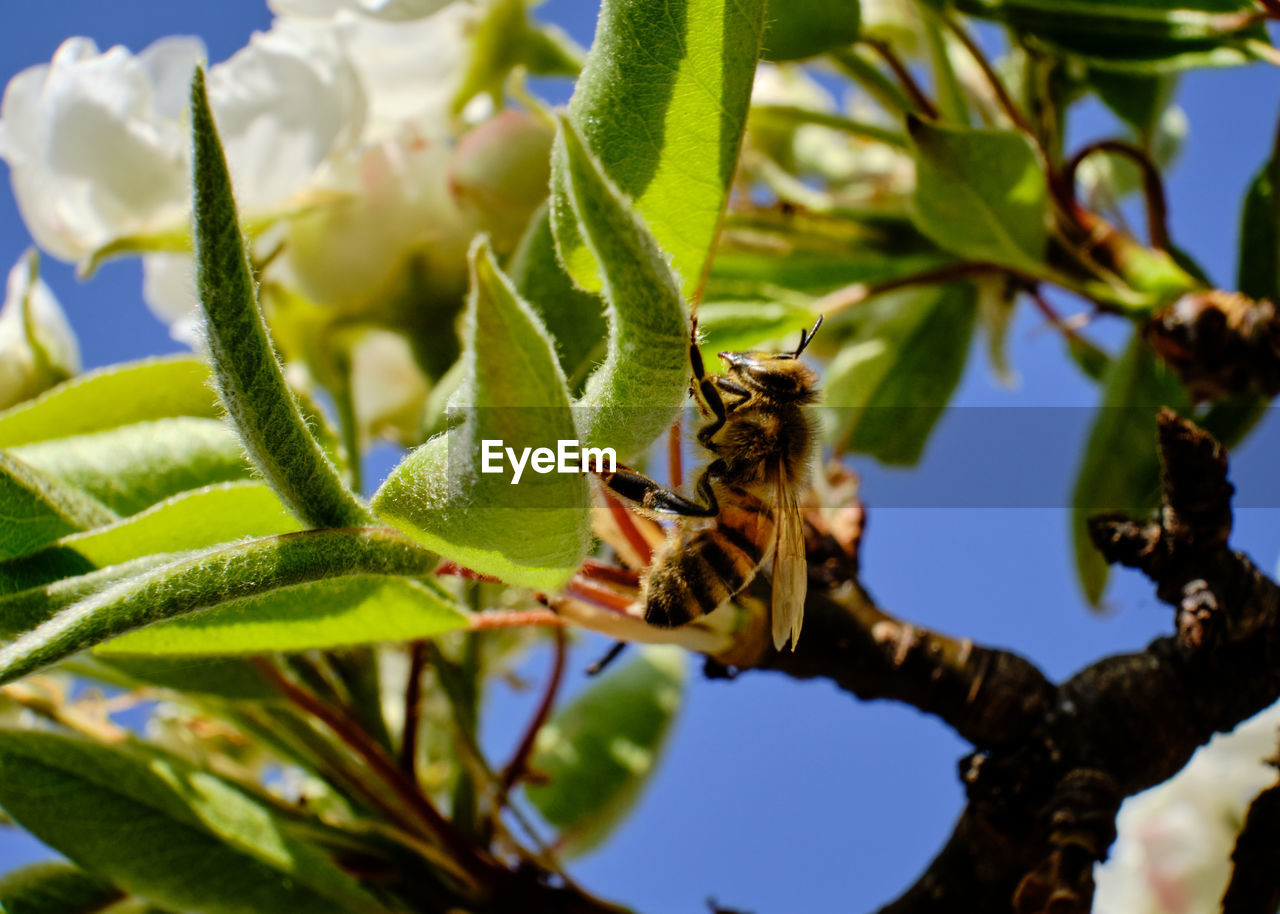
[0, 23, 364, 267]
[0, 36, 201, 262]
[0, 251, 80, 410]
[1094, 699, 1280, 914]
[268, 0, 455, 22]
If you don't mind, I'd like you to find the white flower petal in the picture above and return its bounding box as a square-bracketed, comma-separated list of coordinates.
[207, 20, 366, 208]
[0, 252, 79, 409]
[1094, 699, 1280, 914]
[142, 252, 203, 349]
[0, 37, 201, 261]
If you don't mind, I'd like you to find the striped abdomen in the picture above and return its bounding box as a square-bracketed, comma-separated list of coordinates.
[641, 491, 774, 628]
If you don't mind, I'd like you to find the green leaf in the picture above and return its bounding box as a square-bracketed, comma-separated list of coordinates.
[101, 577, 465, 656]
[88, 654, 279, 701]
[0, 730, 382, 914]
[1239, 140, 1280, 301]
[1071, 331, 1188, 606]
[707, 211, 955, 300]
[508, 204, 608, 394]
[0, 483, 303, 597]
[0, 861, 126, 914]
[0, 528, 443, 685]
[373, 239, 590, 590]
[0, 557, 170, 640]
[525, 645, 686, 856]
[0, 452, 116, 561]
[1088, 69, 1177, 139]
[190, 69, 370, 530]
[760, 0, 860, 61]
[0, 356, 217, 449]
[553, 0, 766, 297]
[951, 0, 1267, 71]
[908, 116, 1050, 272]
[58, 482, 303, 569]
[552, 115, 691, 458]
[695, 300, 820, 355]
[11, 418, 252, 517]
[823, 284, 979, 465]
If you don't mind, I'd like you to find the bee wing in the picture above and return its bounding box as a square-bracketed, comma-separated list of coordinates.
[771, 462, 807, 651]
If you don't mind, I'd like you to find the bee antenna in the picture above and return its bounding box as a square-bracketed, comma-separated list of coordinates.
[793, 314, 824, 358]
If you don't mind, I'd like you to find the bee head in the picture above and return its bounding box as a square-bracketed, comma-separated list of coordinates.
[718, 316, 822, 401]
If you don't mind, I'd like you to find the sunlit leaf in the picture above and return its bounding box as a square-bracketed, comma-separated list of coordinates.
[508, 204, 608, 394]
[908, 117, 1050, 272]
[552, 0, 766, 297]
[525, 646, 686, 856]
[552, 116, 691, 459]
[373, 239, 591, 591]
[190, 69, 370, 529]
[0, 730, 382, 914]
[11, 419, 251, 517]
[0, 528, 442, 685]
[0, 452, 116, 562]
[101, 576, 464, 656]
[0, 356, 217, 449]
[823, 284, 978, 465]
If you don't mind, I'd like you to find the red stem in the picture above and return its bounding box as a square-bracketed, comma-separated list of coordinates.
[500, 627, 567, 792]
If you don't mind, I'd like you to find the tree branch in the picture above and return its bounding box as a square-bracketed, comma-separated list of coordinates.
[714, 411, 1280, 913]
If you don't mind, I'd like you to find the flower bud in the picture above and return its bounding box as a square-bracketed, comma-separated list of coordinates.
[448, 110, 552, 250]
[0, 251, 80, 410]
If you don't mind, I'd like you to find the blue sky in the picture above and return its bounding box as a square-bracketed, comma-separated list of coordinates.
[1, 4, 1279, 912]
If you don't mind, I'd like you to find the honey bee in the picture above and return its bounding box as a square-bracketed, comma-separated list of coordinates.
[603, 316, 821, 650]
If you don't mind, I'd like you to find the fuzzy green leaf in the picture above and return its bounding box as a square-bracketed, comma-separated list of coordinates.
[0, 483, 304, 597]
[908, 117, 1050, 272]
[373, 239, 590, 590]
[0, 356, 217, 449]
[0, 452, 116, 561]
[552, 0, 766, 296]
[11, 418, 251, 517]
[508, 204, 608, 395]
[0, 528, 442, 685]
[761, 0, 861, 61]
[0, 558, 170, 640]
[101, 576, 464, 656]
[525, 646, 685, 856]
[0, 861, 126, 914]
[59, 482, 303, 569]
[0, 730, 382, 914]
[189, 68, 369, 530]
[823, 284, 978, 465]
[552, 115, 691, 459]
[949, 0, 1268, 71]
[1071, 331, 1188, 606]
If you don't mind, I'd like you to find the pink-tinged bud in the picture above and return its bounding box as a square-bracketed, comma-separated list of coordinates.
[448, 110, 553, 250]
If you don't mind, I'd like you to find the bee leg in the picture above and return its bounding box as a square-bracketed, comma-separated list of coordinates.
[689, 319, 729, 445]
[586, 641, 629, 676]
[600, 465, 718, 518]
